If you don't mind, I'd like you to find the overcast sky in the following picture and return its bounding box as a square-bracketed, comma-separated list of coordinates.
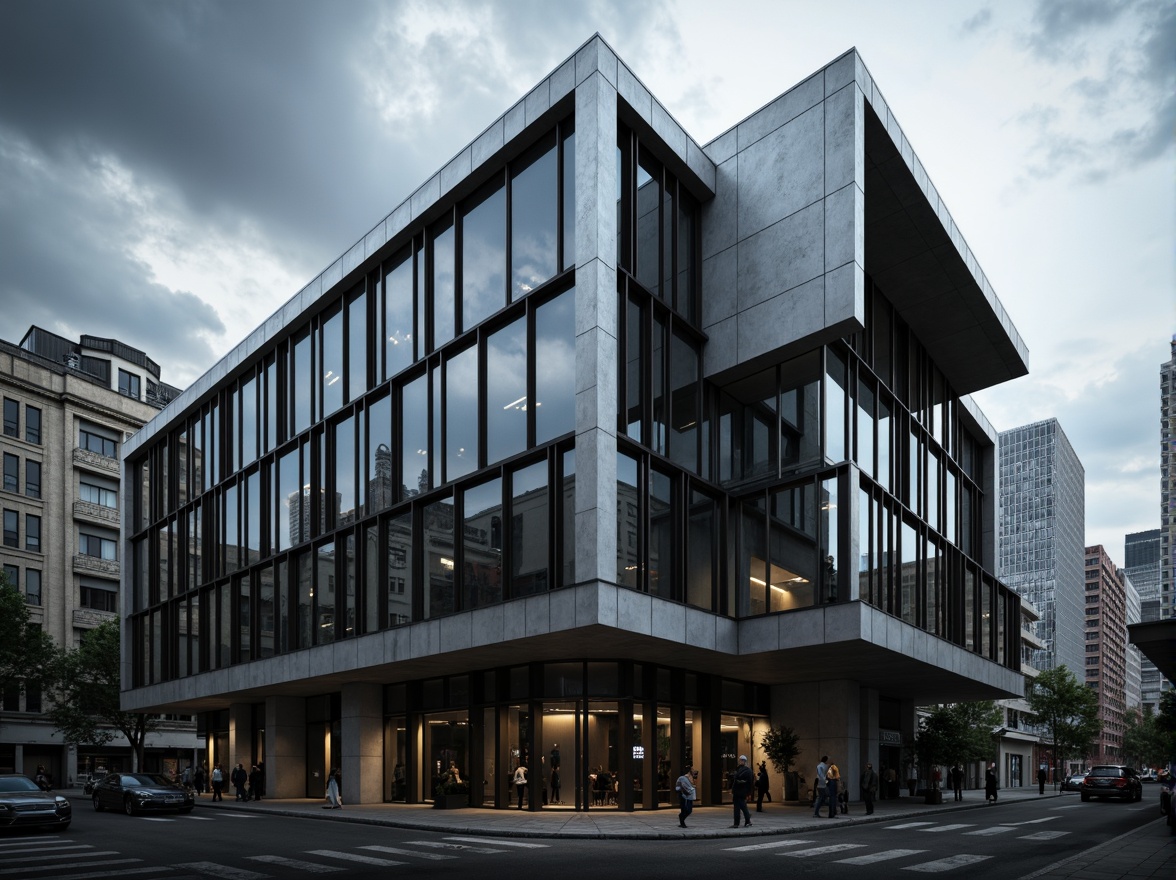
[1, 0, 1171, 562]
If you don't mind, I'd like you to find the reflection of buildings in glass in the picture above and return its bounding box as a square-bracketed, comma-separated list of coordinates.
[286, 487, 341, 546]
[368, 443, 395, 513]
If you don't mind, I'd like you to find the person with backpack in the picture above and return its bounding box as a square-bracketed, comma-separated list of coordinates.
[675, 763, 697, 828]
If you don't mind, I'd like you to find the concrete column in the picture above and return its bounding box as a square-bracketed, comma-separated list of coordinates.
[228, 702, 253, 782]
[341, 683, 383, 806]
[573, 65, 618, 588]
[858, 687, 880, 798]
[266, 695, 305, 799]
[773, 679, 862, 797]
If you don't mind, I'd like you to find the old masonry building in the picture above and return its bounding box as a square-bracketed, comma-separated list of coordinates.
[121, 36, 1029, 809]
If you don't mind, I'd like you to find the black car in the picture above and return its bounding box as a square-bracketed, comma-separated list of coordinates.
[91, 772, 195, 815]
[0, 774, 72, 831]
[1080, 765, 1142, 802]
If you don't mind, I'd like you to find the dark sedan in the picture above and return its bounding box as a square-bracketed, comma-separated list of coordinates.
[92, 772, 194, 816]
[1080, 765, 1142, 802]
[0, 774, 72, 831]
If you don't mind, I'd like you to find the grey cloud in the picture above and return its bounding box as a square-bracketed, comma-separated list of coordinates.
[1026, 0, 1132, 61]
[961, 7, 993, 34]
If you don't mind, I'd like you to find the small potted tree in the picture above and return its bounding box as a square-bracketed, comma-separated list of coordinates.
[760, 725, 801, 803]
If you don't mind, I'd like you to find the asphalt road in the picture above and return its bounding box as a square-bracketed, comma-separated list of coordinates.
[0, 794, 1162, 879]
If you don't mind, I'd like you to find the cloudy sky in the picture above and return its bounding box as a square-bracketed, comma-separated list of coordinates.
[1, 0, 1171, 561]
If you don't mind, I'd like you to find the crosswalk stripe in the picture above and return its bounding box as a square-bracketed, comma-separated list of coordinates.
[1019, 831, 1070, 840]
[0, 844, 93, 856]
[963, 826, 1017, 835]
[139, 817, 176, 822]
[443, 837, 549, 848]
[359, 845, 456, 861]
[0, 858, 142, 875]
[303, 850, 407, 867]
[780, 844, 868, 858]
[0, 850, 119, 865]
[404, 840, 506, 854]
[0, 837, 69, 846]
[173, 861, 268, 879]
[726, 839, 817, 852]
[903, 854, 992, 872]
[247, 855, 345, 873]
[918, 823, 975, 832]
[37, 868, 173, 880]
[835, 849, 927, 865]
[184, 815, 216, 820]
[886, 822, 936, 829]
[1003, 817, 1059, 825]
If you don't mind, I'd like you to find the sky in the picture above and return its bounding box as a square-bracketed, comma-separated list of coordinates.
[0, 0, 1172, 563]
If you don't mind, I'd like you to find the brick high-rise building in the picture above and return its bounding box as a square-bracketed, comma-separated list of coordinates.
[1084, 545, 1129, 765]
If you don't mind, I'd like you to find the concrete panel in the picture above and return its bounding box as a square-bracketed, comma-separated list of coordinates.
[387, 201, 411, 243]
[854, 52, 874, 107]
[686, 139, 716, 193]
[651, 598, 686, 644]
[471, 603, 505, 647]
[617, 62, 652, 124]
[525, 593, 551, 637]
[439, 612, 472, 652]
[715, 617, 739, 655]
[736, 72, 824, 151]
[702, 157, 737, 259]
[502, 596, 527, 642]
[504, 100, 526, 144]
[651, 101, 688, 162]
[409, 618, 439, 658]
[410, 174, 441, 221]
[356, 631, 384, 668]
[737, 105, 824, 240]
[824, 84, 859, 196]
[341, 682, 383, 805]
[343, 241, 364, 278]
[685, 607, 717, 651]
[740, 615, 778, 653]
[525, 78, 551, 126]
[700, 315, 737, 378]
[550, 57, 576, 104]
[825, 261, 864, 330]
[473, 119, 505, 171]
[573, 506, 599, 591]
[737, 201, 824, 312]
[701, 245, 738, 329]
[364, 220, 388, 259]
[575, 36, 617, 87]
[617, 588, 653, 636]
[549, 586, 577, 631]
[705, 128, 738, 166]
[824, 51, 857, 97]
[440, 146, 472, 196]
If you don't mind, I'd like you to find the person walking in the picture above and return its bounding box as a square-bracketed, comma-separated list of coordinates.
[323, 768, 341, 809]
[194, 763, 206, 796]
[828, 760, 843, 814]
[231, 763, 248, 801]
[181, 765, 192, 792]
[1037, 765, 1047, 795]
[813, 755, 831, 817]
[550, 767, 561, 804]
[731, 755, 754, 827]
[861, 762, 878, 815]
[513, 763, 528, 809]
[949, 764, 963, 801]
[248, 765, 263, 801]
[985, 762, 998, 804]
[755, 761, 770, 812]
[210, 763, 225, 801]
[675, 763, 697, 828]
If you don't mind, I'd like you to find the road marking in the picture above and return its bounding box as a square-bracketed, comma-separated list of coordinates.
[404, 840, 507, 854]
[1001, 817, 1060, 825]
[0, 851, 118, 864]
[919, 823, 975, 832]
[248, 855, 345, 873]
[0, 844, 93, 855]
[835, 849, 928, 865]
[886, 822, 936, 829]
[183, 815, 216, 820]
[303, 850, 407, 867]
[359, 845, 456, 861]
[726, 839, 817, 852]
[780, 844, 869, 858]
[1019, 831, 1070, 840]
[44, 868, 174, 880]
[0, 836, 70, 846]
[174, 862, 268, 879]
[0, 858, 142, 875]
[139, 817, 176, 822]
[904, 854, 992, 872]
[443, 837, 550, 848]
[963, 826, 1017, 835]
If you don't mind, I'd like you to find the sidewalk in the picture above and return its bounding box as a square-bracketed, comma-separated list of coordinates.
[62, 785, 1174, 875]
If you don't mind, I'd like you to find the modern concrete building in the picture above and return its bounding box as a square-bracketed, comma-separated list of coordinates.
[1125, 528, 1163, 710]
[119, 36, 1029, 810]
[1123, 571, 1142, 713]
[997, 419, 1086, 676]
[1, 328, 195, 783]
[1084, 545, 1130, 766]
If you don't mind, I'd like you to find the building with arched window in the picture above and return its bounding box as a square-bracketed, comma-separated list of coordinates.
[120, 36, 1029, 810]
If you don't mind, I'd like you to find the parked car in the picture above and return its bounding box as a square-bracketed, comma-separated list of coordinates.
[1061, 772, 1087, 791]
[1080, 765, 1142, 802]
[1139, 768, 1157, 783]
[91, 772, 195, 816]
[0, 774, 72, 831]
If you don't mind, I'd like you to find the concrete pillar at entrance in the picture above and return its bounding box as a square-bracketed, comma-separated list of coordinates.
[773, 680, 862, 801]
[228, 703, 253, 785]
[341, 683, 382, 806]
[266, 696, 306, 799]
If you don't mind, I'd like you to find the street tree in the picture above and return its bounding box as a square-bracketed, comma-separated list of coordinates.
[915, 701, 1003, 782]
[45, 619, 160, 772]
[1122, 705, 1166, 769]
[1025, 665, 1099, 778]
[0, 576, 55, 700]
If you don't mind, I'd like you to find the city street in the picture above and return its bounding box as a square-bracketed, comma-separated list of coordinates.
[0, 791, 1168, 879]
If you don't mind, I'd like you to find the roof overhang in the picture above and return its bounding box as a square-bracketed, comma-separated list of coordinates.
[1128, 619, 1176, 686]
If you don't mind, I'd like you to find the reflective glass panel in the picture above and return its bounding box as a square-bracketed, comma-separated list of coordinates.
[463, 478, 502, 609]
[333, 415, 356, 526]
[561, 449, 575, 587]
[388, 510, 412, 626]
[535, 288, 575, 445]
[486, 316, 528, 465]
[366, 394, 393, 514]
[616, 452, 639, 588]
[779, 352, 822, 471]
[432, 221, 456, 348]
[424, 496, 455, 618]
[511, 460, 548, 597]
[241, 375, 257, 468]
[562, 129, 575, 271]
[316, 541, 335, 644]
[462, 183, 506, 330]
[321, 305, 343, 417]
[347, 286, 368, 402]
[277, 446, 300, 550]
[669, 330, 698, 471]
[511, 138, 557, 300]
[259, 565, 274, 659]
[635, 152, 660, 293]
[385, 249, 414, 378]
[825, 349, 847, 463]
[686, 490, 714, 611]
[648, 469, 672, 600]
[445, 345, 478, 481]
[401, 374, 428, 499]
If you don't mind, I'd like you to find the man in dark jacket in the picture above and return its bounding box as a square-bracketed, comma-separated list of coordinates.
[861, 762, 879, 815]
[248, 765, 264, 801]
[731, 755, 754, 827]
[231, 763, 248, 801]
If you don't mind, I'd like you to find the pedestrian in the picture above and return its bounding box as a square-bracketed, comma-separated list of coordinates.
[675, 763, 697, 828]
[181, 765, 192, 792]
[730, 754, 754, 827]
[231, 763, 248, 801]
[949, 764, 963, 801]
[828, 759, 843, 815]
[550, 767, 561, 804]
[323, 768, 341, 809]
[755, 761, 770, 812]
[513, 763, 528, 809]
[1037, 765, 1047, 795]
[194, 763, 206, 796]
[985, 762, 998, 804]
[248, 765, 263, 801]
[210, 763, 224, 801]
[884, 764, 898, 799]
[861, 761, 878, 815]
[813, 755, 832, 817]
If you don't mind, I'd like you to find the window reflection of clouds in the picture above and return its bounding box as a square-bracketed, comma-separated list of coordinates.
[433, 223, 455, 348]
[384, 252, 414, 379]
[445, 345, 478, 481]
[462, 186, 505, 331]
[535, 289, 575, 444]
[487, 318, 528, 465]
[511, 146, 557, 300]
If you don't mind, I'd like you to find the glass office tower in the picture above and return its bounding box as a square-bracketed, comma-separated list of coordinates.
[121, 37, 1028, 809]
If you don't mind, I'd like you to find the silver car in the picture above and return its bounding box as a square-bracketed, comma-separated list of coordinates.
[0, 774, 72, 831]
[91, 772, 194, 816]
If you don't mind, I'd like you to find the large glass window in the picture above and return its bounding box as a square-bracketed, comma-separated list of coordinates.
[388, 510, 412, 626]
[79, 428, 117, 458]
[2, 399, 17, 438]
[462, 181, 506, 330]
[118, 369, 141, 400]
[648, 469, 672, 600]
[616, 453, 639, 588]
[444, 345, 478, 482]
[424, 496, 455, 618]
[486, 316, 528, 465]
[401, 373, 428, 499]
[80, 481, 117, 508]
[79, 531, 117, 560]
[241, 374, 258, 468]
[463, 478, 502, 609]
[320, 304, 344, 417]
[562, 128, 576, 271]
[2, 453, 16, 493]
[511, 135, 557, 301]
[292, 328, 312, 435]
[333, 414, 357, 527]
[825, 349, 847, 464]
[668, 330, 698, 471]
[686, 489, 715, 611]
[24, 514, 39, 552]
[2, 510, 16, 548]
[25, 569, 41, 606]
[346, 284, 368, 403]
[316, 541, 336, 644]
[511, 461, 548, 597]
[635, 150, 661, 294]
[366, 394, 393, 514]
[534, 288, 575, 445]
[24, 406, 40, 445]
[432, 220, 456, 349]
[384, 249, 414, 378]
[561, 449, 575, 587]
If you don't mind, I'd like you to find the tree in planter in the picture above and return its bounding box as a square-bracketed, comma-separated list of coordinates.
[44, 619, 161, 772]
[1025, 665, 1099, 783]
[759, 725, 801, 801]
